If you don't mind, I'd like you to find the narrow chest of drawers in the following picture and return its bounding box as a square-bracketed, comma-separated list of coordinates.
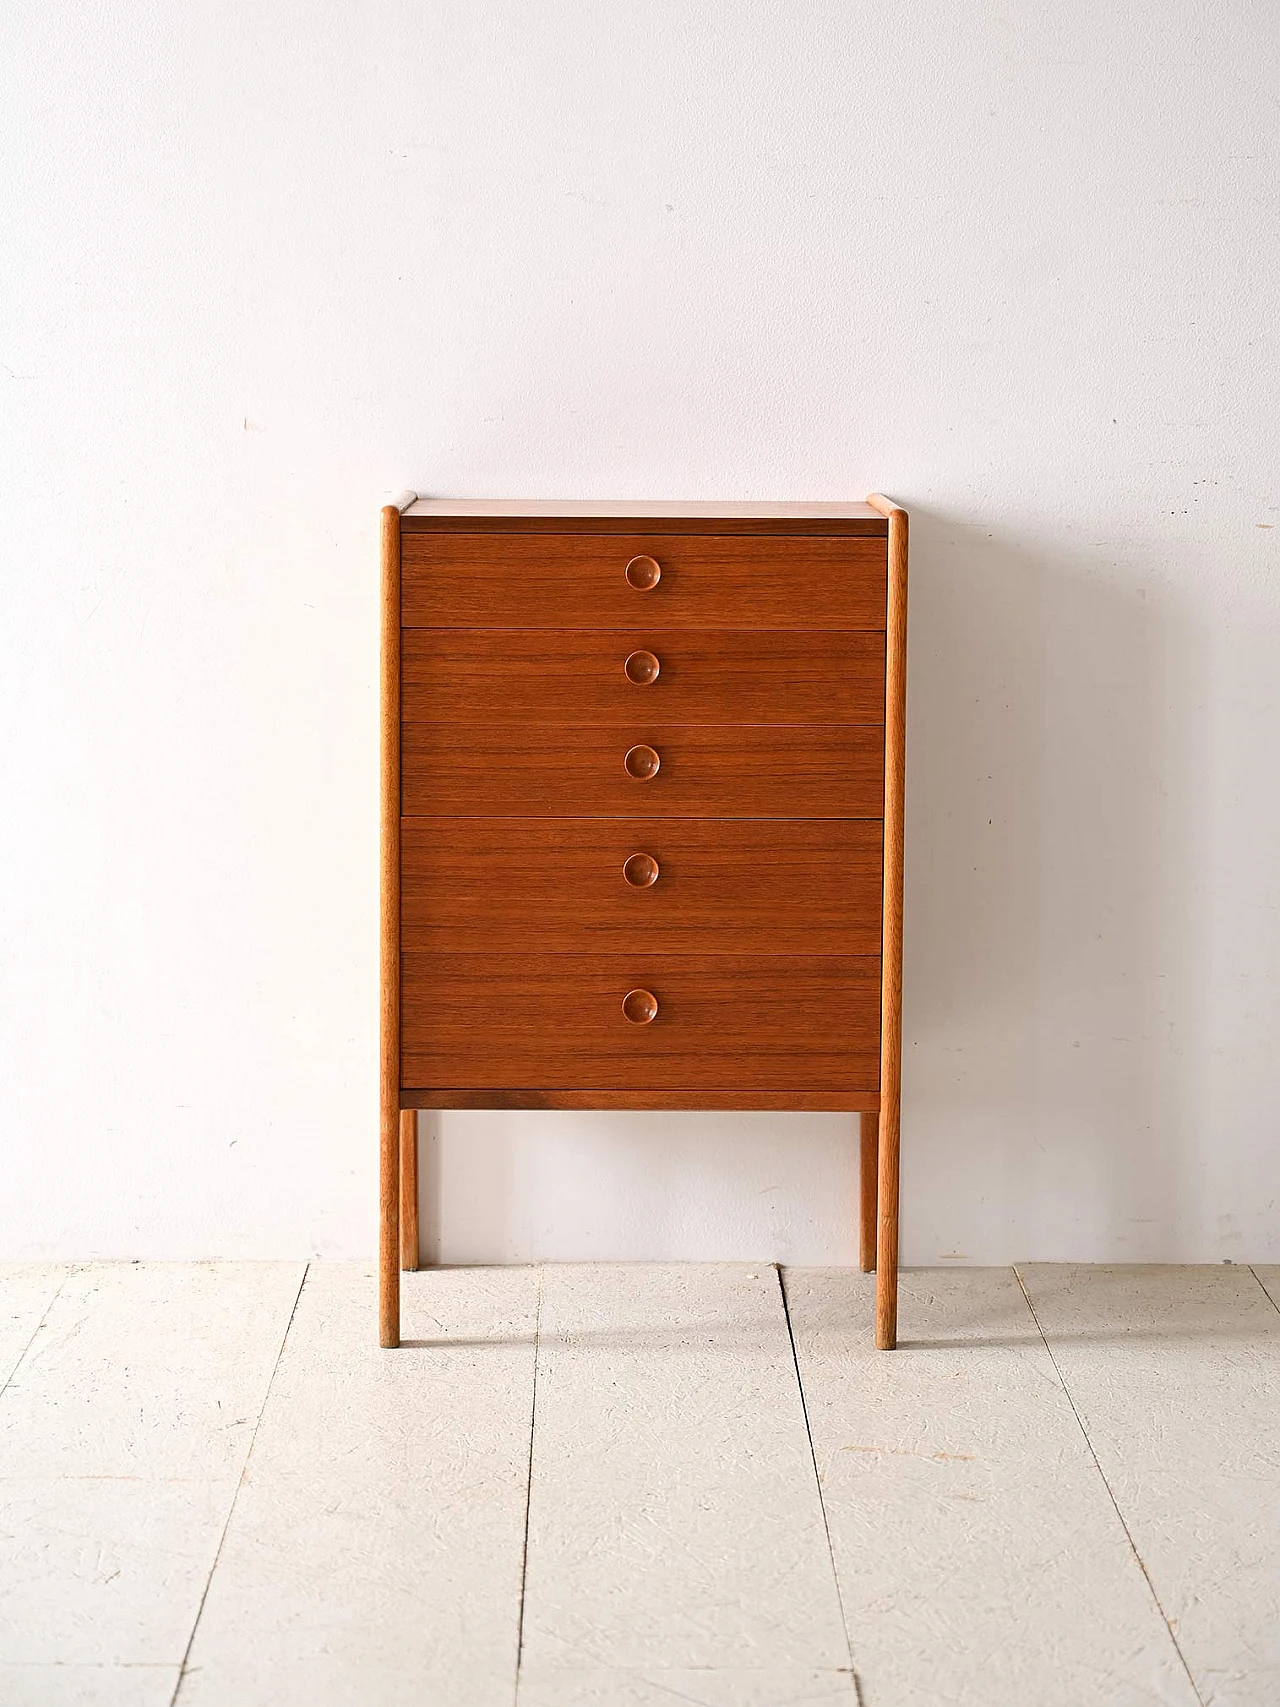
[379, 498, 908, 1350]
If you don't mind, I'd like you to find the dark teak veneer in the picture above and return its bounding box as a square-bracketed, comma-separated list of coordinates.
[379, 496, 908, 1349]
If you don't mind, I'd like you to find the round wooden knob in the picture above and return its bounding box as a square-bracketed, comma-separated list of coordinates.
[623, 988, 659, 1024]
[623, 649, 660, 685]
[624, 554, 661, 591]
[623, 743, 660, 780]
[622, 852, 659, 888]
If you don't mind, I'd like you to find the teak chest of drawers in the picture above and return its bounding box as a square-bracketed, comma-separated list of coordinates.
[379, 497, 908, 1348]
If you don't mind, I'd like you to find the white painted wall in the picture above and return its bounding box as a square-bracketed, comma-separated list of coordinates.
[3, 2, 1277, 1266]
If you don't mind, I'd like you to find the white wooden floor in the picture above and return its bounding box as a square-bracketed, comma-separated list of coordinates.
[1, 1264, 1278, 1706]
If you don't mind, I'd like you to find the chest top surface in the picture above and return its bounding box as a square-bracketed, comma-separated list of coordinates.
[398, 498, 888, 535]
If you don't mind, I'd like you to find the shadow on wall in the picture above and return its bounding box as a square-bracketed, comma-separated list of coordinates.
[903, 506, 1204, 1262]
[421, 1105, 863, 1267]
[419, 508, 1209, 1266]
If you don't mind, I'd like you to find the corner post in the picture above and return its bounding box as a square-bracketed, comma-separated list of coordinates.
[380, 501, 404, 1346]
[867, 494, 907, 1349]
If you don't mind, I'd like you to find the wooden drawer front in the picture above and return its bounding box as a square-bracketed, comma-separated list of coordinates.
[401, 533, 886, 629]
[401, 818, 882, 956]
[402, 629, 885, 726]
[401, 953, 881, 1092]
[401, 724, 884, 818]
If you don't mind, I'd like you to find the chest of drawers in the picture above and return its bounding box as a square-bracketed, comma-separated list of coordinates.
[379, 497, 908, 1349]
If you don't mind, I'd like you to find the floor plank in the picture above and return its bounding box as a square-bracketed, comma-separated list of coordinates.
[1020, 1263, 1280, 1707]
[516, 1666, 858, 1706]
[516, 1264, 854, 1704]
[0, 1264, 70, 1389]
[3, 1260, 1277, 1704]
[0, 1262, 303, 1667]
[785, 1267, 1198, 1707]
[176, 1263, 540, 1707]
[0, 1262, 304, 1483]
[0, 1662, 180, 1707]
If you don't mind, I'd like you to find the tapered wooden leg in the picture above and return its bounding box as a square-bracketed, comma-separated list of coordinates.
[875, 1101, 900, 1349]
[378, 502, 402, 1348]
[859, 1111, 879, 1272]
[379, 1091, 401, 1347]
[867, 492, 907, 1352]
[399, 1109, 419, 1271]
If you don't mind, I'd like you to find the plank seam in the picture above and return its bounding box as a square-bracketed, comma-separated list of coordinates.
[513, 1263, 544, 1702]
[776, 1266, 860, 1697]
[169, 1262, 309, 1707]
[1012, 1267, 1207, 1707]
[1248, 1265, 1280, 1315]
[0, 1264, 75, 1399]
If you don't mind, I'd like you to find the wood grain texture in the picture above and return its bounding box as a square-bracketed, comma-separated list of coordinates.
[379, 504, 401, 1348]
[867, 494, 907, 1350]
[859, 1110, 878, 1273]
[402, 723, 885, 818]
[401, 953, 881, 1093]
[399, 1088, 880, 1111]
[400, 817, 884, 956]
[399, 1109, 418, 1272]
[400, 498, 887, 533]
[401, 532, 887, 628]
[401, 628, 885, 725]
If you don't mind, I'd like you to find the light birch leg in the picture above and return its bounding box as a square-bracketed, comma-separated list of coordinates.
[859, 1110, 878, 1272]
[400, 1110, 419, 1271]
[875, 1104, 900, 1349]
[867, 492, 908, 1352]
[379, 1094, 401, 1347]
[379, 502, 402, 1348]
